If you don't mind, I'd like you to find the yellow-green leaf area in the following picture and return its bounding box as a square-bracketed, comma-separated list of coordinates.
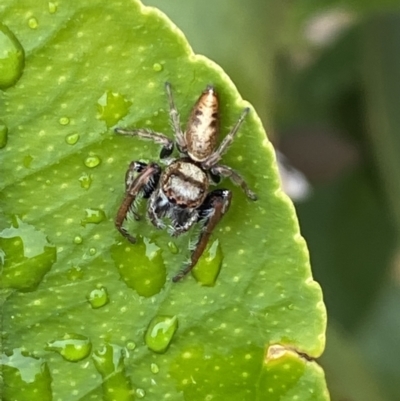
[0, 0, 328, 400]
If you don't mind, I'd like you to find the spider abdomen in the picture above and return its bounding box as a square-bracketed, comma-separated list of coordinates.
[185, 86, 219, 162]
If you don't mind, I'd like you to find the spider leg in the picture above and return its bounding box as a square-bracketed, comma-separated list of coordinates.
[211, 164, 257, 201]
[115, 128, 174, 159]
[168, 211, 198, 237]
[172, 189, 232, 282]
[115, 162, 161, 243]
[202, 107, 250, 168]
[165, 82, 187, 154]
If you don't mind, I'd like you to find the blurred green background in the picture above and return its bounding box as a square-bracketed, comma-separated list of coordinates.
[143, 1, 400, 400]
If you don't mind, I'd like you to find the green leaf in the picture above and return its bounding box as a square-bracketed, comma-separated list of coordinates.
[0, 0, 327, 399]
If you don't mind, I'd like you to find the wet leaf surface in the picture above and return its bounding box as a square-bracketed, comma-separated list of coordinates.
[0, 0, 327, 399]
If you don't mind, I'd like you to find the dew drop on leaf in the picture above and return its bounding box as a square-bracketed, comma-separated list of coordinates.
[66, 266, 83, 281]
[89, 247, 96, 255]
[0, 23, 25, 89]
[58, 116, 70, 125]
[111, 236, 166, 297]
[150, 363, 159, 374]
[80, 208, 106, 226]
[136, 388, 146, 398]
[87, 286, 109, 309]
[23, 154, 33, 168]
[0, 217, 57, 291]
[73, 235, 83, 244]
[48, 1, 57, 13]
[92, 344, 134, 400]
[126, 341, 136, 351]
[191, 239, 223, 286]
[46, 333, 92, 362]
[96, 90, 131, 128]
[1, 348, 52, 400]
[152, 63, 163, 72]
[79, 172, 93, 189]
[28, 17, 38, 29]
[65, 132, 79, 145]
[84, 155, 101, 168]
[144, 315, 178, 353]
[0, 120, 8, 148]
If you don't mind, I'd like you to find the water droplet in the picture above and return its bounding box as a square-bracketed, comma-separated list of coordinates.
[152, 63, 163, 72]
[73, 235, 83, 244]
[150, 363, 159, 374]
[28, 17, 38, 29]
[191, 239, 223, 286]
[1, 349, 52, 400]
[0, 120, 8, 148]
[136, 388, 146, 398]
[92, 344, 134, 399]
[144, 315, 178, 353]
[0, 23, 25, 89]
[126, 341, 136, 350]
[167, 241, 178, 254]
[0, 217, 57, 291]
[65, 132, 79, 145]
[89, 247, 96, 255]
[79, 172, 93, 189]
[111, 236, 166, 297]
[81, 208, 106, 226]
[46, 333, 92, 362]
[48, 1, 57, 13]
[96, 90, 132, 128]
[87, 286, 109, 309]
[59, 116, 70, 125]
[23, 154, 33, 168]
[66, 266, 84, 281]
[84, 155, 101, 168]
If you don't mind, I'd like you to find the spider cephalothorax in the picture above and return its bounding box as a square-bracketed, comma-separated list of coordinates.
[115, 83, 257, 282]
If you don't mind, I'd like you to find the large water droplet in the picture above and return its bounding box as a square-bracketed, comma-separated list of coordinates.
[79, 172, 93, 189]
[84, 155, 101, 168]
[111, 236, 166, 297]
[0, 348, 52, 400]
[191, 239, 223, 286]
[92, 344, 134, 400]
[0, 217, 57, 291]
[0, 23, 25, 89]
[144, 315, 178, 353]
[65, 132, 79, 145]
[97, 90, 132, 128]
[46, 333, 92, 362]
[81, 208, 106, 226]
[0, 120, 8, 148]
[136, 388, 146, 398]
[87, 286, 109, 309]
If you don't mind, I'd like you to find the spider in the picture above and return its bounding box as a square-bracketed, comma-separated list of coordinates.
[115, 82, 257, 282]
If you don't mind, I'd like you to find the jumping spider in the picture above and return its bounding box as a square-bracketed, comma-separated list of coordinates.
[115, 82, 257, 282]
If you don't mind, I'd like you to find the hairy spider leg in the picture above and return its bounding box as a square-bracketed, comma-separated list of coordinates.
[211, 164, 257, 200]
[172, 189, 232, 282]
[115, 162, 161, 243]
[115, 127, 174, 159]
[165, 82, 187, 153]
[202, 107, 250, 168]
